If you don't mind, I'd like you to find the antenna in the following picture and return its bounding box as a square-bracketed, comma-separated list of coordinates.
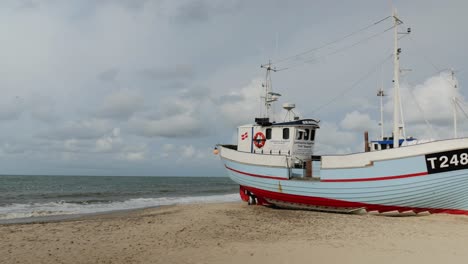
[377, 88, 386, 140]
[260, 61, 280, 120]
[377, 63, 386, 140]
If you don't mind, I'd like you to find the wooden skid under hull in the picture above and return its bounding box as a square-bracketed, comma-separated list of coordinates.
[240, 185, 468, 216]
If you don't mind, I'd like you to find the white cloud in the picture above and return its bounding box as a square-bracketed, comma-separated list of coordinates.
[182, 145, 196, 158]
[179, 144, 208, 160]
[119, 143, 148, 162]
[314, 122, 359, 154]
[380, 72, 467, 139]
[161, 143, 174, 158]
[220, 78, 264, 126]
[64, 139, 79, 152]
[124, 151, 146, 161]
[95, 128, 122, 152]
[384, 72, 460, 124]
[340, 110, 376, 131]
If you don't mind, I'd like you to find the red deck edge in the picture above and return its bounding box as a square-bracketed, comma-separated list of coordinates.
[225, 164, 428, 182]
[321, 171, 429, 182]
[242, 185, 468, 215]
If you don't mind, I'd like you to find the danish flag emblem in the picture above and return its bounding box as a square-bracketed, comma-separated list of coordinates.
[241, 132, 248, 140]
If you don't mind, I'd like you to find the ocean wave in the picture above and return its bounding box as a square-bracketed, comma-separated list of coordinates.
[0, 193, 240, 220]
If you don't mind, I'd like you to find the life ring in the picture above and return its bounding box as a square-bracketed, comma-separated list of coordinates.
[253, 132, 266, 148]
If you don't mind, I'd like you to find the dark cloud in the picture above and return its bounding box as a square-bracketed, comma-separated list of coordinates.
[0, 139, 54, 156]
[0, 99, 24, 121]
[37, 119, 113, 140]
[214, 94, 243, 104]
[171, 1, 243, 24]
[95, 90, 144, 120]
[172, 1, 211, 24]
[139, 65, 194, 81]
[30, 106, 60, 123]
[97, 68, 119, 82]
[159, 101, 190, 117]
[159, 81, 188, 90]
[28, 95, 60, 123]
[1, 142, 31, 155]
[16, 0, 40, 10]
[94, 0, 151, 12]
[178, 86, 211, 100]
[131, 115, 205, 138]
[113, 0, 149, 10]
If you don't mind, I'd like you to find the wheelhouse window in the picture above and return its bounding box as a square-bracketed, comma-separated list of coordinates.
[296, 130, 303, 140]
[310, 130, 316, 141]
[304, 129, 310, 140]
[266, 128, 272, 140]
[283, 128, 289, 139]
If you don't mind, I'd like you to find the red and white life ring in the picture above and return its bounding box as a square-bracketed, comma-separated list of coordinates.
[253, 132, 266, 148]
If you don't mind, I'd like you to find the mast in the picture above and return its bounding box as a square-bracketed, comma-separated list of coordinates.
[392, 10, 404, 148]
[260, 61, 280, 121]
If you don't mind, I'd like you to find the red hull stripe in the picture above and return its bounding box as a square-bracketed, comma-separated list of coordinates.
[225, 165, 287, 180]
[226, 164, 428, 182]
[321, 171, 429, 182]
[243, 186, 468, 215]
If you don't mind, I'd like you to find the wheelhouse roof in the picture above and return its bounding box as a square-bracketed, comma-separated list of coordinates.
[239, 119, 320, 129]
[271, 119, 320, 128]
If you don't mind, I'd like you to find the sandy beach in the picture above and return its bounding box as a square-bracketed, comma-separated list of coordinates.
[2, 202, 468, 264]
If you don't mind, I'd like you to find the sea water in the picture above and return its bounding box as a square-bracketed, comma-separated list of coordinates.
[0, 176, 239, 222]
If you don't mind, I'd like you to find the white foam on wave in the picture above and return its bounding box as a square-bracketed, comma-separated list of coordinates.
[0, 193, 240, 220]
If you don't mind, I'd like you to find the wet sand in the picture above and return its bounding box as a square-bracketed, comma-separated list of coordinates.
[2, 202, 468, 264]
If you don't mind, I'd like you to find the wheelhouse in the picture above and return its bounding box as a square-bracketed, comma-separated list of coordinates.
[237, 118, 320, 160]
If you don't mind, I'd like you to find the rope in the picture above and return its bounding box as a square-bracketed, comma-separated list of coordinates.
[310, 53, 393, 114]
[403, 82, 436, 139]
[407, 35, 441, 72]
[276, 25, 396, 71]
[271, 16, 392, 66]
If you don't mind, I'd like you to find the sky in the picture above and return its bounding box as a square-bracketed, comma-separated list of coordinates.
[1, 0, 468, 176]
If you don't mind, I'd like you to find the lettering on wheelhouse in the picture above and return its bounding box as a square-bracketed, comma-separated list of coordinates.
[425, 149, 468, 174]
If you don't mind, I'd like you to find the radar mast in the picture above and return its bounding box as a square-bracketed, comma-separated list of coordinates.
[260, 61, 281, 121]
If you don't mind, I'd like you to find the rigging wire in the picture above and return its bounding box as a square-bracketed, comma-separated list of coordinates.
[454, 100, 468, 137]
[402, 82, 436, 139]
[276, 25, 396, 71]
[407, 35, 441, 72]
[387, 28, 463, 140]
[271, 16, 392, 66]
[310, 53, 393, 114]
[401, 66, 463, 140]
[455, 100, 468, 120]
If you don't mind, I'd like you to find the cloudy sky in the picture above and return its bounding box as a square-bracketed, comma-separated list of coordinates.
[1, 0, 468, 176]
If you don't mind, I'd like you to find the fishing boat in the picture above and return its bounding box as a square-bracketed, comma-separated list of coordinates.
[216, 11, 468, 215]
